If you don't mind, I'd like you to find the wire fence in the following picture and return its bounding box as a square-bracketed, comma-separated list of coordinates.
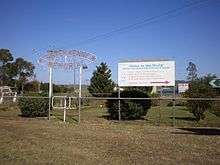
[0, 94, 220, 127]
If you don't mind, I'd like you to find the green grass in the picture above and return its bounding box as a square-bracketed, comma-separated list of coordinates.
[0, 104, 220, 164]
[51, 105, 220, 127]
[147, 106, 220, 127]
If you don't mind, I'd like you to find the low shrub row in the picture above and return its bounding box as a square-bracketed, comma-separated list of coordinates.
[18, 94, 48, 117]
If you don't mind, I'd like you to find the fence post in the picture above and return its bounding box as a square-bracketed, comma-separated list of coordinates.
[118, 86, 121, 121]
[172, 86, 176, 126]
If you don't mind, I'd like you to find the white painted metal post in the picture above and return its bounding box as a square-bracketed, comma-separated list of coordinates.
[48, 67, 53, 120]
[74, 68, 76, 92]
[68, 97, 71, 109]
[0, 93, 3, 104]
[64, 96, 67, 122]
[78, 66, 82, 123]
[13, 92, 17, 102]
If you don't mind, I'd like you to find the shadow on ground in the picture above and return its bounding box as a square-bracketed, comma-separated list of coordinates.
[173, 128, 220, 136]
[100, 115, 146, 121]
[169, 116, 197, 121]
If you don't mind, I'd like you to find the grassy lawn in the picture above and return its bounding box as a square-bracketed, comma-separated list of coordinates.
[0, 104, 220, 164]
[52, 105, 220, 127]
[147, 106, 220, 127]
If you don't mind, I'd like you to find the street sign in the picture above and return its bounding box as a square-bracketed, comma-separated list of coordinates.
[209, 79, 220, 88]
[178, 83, 189, 93]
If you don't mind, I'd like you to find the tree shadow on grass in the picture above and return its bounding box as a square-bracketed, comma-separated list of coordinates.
[99, 114, 146, 121]
[100, 114, 111, 120]
[173, 128, 220, 136]
[169, 116, 197, 121]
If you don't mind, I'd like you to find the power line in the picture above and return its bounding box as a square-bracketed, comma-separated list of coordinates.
[62, 0, 213, 47]
[33, 0, 216, 53]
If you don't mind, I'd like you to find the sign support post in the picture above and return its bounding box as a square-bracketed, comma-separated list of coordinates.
[172, 85, 176, 126]
[158, 88, 162, 126]
[78, 66, 82, 124]
[48, 67, 53, 120]
[64, 96, 67, 122]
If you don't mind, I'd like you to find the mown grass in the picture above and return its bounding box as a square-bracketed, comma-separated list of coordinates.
[51, 104, 220, 127]
[0, 104, 220, 164]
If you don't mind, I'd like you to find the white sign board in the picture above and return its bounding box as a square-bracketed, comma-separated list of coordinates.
[118, 61, 175, 87]
[178, 83, 189, 93]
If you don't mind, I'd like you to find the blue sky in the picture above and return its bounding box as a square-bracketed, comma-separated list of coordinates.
[1, 0, 220, 84]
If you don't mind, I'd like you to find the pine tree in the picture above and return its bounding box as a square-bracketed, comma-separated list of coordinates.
[186, 62, 198, 81]
[88, 62, 115, 96]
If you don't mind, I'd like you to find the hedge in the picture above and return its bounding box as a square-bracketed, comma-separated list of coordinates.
[18, 95, 49, 117]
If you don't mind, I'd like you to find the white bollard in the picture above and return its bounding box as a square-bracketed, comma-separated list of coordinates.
[0, 93, 4, 104]
[13, 92, 17, 103]
[68, 97, 71, 109]
[63, 96, 67, 122]
[0, 97, 3, 104]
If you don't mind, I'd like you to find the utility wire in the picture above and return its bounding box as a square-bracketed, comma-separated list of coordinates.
[33, 0, 216, 53]
[62, 0, 213, 47]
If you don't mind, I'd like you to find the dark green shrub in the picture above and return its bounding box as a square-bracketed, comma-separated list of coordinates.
[150, 93, 160, 106]
[167, 101, 173, 107]
[18, 94, 49, 117]
[185, 80, 216, 121]
[167, 100, 187, 107]
[106, 90, 151, 120]
[209, 99, 220, 117]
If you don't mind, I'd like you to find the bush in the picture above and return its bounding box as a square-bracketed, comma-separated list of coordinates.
[167, 100, 187, 107]
[185, 79, 216, 121]
[209, 99, 220, 117]
[150, 93, 160, 106]
[106, 90, 151, 120]
[18, 94, 49, 117]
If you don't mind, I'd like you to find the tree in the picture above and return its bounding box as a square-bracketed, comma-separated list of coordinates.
[88, 62, 115, 96]
[2, 62, 17, 86]
[40, 82, 49, 93]
[0, 49, 13, 65]
[0, 49, 35, 91]
[186, 62, 197, 81]
[24, 80, 40, 93]
[123, 86, 152, 94]
[14, 58, 35, 93]
[0, 49, 14, 85]
[185, 74, 217, 121]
